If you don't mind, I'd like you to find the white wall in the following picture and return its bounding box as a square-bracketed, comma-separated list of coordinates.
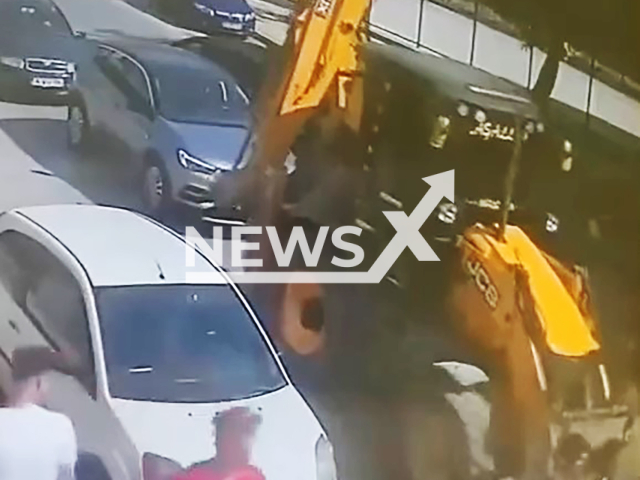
[420, 2, 473, 63]
[591, 80, 640, 137]
[369, 0, 640, 139]
[473, 23, 529, 86]
[370, 0, 421, 44]
[551, 63, 591, 112]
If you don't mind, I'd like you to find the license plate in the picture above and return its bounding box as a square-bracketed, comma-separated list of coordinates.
[222, 21, 242, 30]
[193, 171, 220, 182]
[31, 77, 64, 88]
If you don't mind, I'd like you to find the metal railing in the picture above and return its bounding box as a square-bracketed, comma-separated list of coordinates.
[368, 0, 640, 139]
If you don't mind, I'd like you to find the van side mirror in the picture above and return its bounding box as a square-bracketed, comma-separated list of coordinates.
[73, 30, 87, 39]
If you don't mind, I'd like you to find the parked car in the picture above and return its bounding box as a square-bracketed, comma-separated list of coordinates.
[158, 0, 256, 36]
[0, 0, 86, 102]
[68, 38, 252, 220]
[0, 204, 336, 480]
[172, 35, 267, 97]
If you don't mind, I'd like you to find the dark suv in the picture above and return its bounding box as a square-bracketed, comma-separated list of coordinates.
[0, 0, 86, 102]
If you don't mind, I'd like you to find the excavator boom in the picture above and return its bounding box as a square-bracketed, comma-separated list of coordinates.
[244, 2, 608, 479]
[248, 0, 368, 174]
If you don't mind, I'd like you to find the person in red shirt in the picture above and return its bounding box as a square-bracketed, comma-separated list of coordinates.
[172, 407, 265, 480]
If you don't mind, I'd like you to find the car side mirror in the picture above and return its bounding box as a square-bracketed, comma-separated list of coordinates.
[73, 30, 87, 38]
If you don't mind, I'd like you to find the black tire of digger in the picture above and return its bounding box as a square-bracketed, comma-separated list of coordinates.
[274, 216, 401, 394]
[273, 217, 327, 354]
[255, 216, 361, 389]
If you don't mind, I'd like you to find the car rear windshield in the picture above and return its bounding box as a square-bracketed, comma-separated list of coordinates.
[152, 65, 250, 125]
[0, 1, 73, 35]
[95, 284, 286, 403]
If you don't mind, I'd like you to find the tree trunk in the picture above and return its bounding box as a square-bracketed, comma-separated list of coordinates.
[532, 40, 563, 110]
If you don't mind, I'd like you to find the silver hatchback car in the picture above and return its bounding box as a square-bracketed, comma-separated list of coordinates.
[67, 37, 252, 220]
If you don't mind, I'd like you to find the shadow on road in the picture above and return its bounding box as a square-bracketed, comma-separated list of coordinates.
[246, 272, 481, 480]
[0, 117, 141, 210]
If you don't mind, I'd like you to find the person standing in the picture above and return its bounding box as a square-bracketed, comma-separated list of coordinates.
[0, 346, 78, 480]
[173, 407, 265, 480]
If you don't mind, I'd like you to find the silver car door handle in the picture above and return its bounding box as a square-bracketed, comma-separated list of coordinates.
[8, 319, 19, 333]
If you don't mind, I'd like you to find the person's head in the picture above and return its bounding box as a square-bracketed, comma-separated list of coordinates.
[213, 407, 262, 467]
[7, 346, 60, 406]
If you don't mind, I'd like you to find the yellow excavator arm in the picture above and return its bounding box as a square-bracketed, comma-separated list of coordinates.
[247, 0, 368, 175]
[279, 0, 368, 116]
[247, 2, 604, 478]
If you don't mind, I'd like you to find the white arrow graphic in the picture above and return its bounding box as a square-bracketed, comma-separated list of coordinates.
[185, 170, 454, 284]
[367, 169, 455, 282]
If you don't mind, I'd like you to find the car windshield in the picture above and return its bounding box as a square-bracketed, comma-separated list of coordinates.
[95, 284, 287, 403]
[0, 1, 73, 35]
[152, 65, 250, 124]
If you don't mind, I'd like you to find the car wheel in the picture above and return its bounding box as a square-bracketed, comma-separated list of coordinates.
[141, 160, 172, 218]
[67, 100, 91, 152]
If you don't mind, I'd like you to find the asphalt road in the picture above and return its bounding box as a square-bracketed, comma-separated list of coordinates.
[4, 1, 637, 479]
[0, 0, 190, 212]
[0, 2, 471, 478]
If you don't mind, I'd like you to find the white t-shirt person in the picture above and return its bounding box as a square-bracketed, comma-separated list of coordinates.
[0, 346, 79, 480]
[0, 404, 77, 480]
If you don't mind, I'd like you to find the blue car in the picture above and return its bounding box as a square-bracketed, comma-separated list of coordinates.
[67, 37, 253, 220]
[161, 0, 256, 36]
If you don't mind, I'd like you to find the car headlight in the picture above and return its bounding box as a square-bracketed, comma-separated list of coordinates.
[0, 56, 25, 69]
[178, 149, 220, 174]
[316, 435, 337, 480]
[194, 2, 215, 15]
[245, 11, 255, 20]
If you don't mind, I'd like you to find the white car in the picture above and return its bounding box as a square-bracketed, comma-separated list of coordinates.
[0, 204, 336, 480]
